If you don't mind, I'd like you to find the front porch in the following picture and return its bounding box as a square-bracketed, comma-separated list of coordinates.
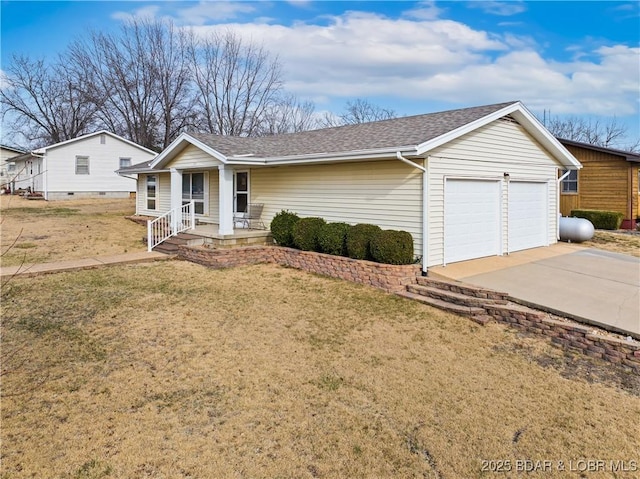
[190, 223, 273, 248]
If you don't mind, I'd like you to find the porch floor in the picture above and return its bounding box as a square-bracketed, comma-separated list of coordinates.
[188, 223, 273, 247]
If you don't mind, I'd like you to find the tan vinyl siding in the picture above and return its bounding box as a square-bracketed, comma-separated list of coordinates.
[427, 119, 559, 267]
[251, 160, 423, 256]
[166, 144, 221, 170]
[207, 170, 220, 223]
[136, 173, 171, 216]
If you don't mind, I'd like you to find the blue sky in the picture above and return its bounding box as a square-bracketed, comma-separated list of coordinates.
[1, 1, 639, 147]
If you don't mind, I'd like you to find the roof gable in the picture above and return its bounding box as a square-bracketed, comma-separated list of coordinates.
[558, 138, 640, 163]
[33, 130, 156, 156]
[148, 101, 581, 170]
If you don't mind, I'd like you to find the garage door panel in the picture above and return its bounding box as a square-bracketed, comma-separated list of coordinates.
[445, 180, 501, 264]
[508, 182, 547, 252]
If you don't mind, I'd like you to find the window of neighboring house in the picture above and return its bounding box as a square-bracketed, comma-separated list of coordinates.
[100, 134, 106, 144]
[7, 164, 15, 172]
[561, 170, 578, 193]
[119, 157, 131, 169]
[146, 175, 157, 210]
[75, 156, 90, 175]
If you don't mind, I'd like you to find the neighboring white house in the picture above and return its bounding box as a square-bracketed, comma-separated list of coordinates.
[0, 144, 25, 189]
[6, 131, 156, 200]
[118, 101, 582, 272]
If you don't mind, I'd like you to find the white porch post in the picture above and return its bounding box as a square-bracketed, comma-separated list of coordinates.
[170, 168, 183, 232]
[218, 165, 234, 235]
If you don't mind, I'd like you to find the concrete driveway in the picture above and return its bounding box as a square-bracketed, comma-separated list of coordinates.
[429, 244, 640, 338]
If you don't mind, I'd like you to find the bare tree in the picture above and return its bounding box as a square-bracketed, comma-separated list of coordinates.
[258, 94, 318, 135]
[321, 98, 397, 128]
[188, 30, 283, 136]
[68, 19, 194, 150]
[0, 55, 100, 147]
[546, 115, 639, 152]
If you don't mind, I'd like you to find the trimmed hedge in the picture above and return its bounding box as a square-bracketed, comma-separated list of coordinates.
[346, 223, 382, 260]
[370, 229, 414, 265]
[270, 210, 300, 247]
[318, 222, 350, 256]
[293, 217, 326, 251]
[570, 209, 624, 230]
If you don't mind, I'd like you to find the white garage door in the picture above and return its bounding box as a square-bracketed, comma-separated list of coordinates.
[445, 179, 501, 264]
[508, 181, 548, 252]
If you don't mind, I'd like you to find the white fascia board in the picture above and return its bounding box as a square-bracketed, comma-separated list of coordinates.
[227, 146, 419, 167]
[416, 101, 582, 170]
[509, 105, 582, 170]
[34, 130, 156, 156]
[415, 102, 522, 156]
[150, 133, 229, 169]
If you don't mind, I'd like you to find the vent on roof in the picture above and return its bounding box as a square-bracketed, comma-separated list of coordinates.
[499, 116, 519, 124]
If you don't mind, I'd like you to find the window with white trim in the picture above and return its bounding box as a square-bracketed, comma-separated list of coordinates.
[146, 175, 157, 210]
[561, 170, 578, 193]
[75, 156, 90, 175]
[182, 172, 206, 215]
[119, 157, 131, 168]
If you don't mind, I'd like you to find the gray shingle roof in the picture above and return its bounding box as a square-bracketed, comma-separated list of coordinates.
[189, 101, 517, 158]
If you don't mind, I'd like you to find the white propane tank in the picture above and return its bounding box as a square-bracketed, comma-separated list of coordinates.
[559, 216, 595, 242]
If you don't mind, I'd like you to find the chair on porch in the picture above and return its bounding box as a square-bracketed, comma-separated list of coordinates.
[234, 203, 266, 230]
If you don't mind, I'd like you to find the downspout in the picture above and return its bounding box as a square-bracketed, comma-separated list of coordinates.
[396, 152, 428, 275]
[557, 169, 573, 239]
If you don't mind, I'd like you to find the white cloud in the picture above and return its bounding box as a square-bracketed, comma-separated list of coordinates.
[404, 1, 445, 21]
[468, 1, 527, 17]
[112, 5, 161, 22]
[175, 1, 257, 25]
[125, 6, 637, 119]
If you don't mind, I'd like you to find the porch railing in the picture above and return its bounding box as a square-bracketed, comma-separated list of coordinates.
[147, 201, 195, 252]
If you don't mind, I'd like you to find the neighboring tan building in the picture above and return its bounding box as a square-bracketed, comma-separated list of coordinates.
[558, 139, 640, 229]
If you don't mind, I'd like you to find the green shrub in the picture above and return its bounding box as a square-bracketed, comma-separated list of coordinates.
[570, 209, 624, 230]
[270, 210, 300, 247]
[346, 223, 382, 260]
[293, 217, 326, 251]
[370, 229, 414, 265]
[318, 222, 351, 256]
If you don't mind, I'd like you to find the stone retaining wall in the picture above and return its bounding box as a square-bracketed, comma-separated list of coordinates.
[485, 304, 640, 371]
[178, 245, 420, 292]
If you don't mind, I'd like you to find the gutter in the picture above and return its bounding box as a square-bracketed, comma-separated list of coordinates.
[396, 152, 428, 275]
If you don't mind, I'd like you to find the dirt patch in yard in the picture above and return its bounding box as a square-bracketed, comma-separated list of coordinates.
[1, 196, 146, 267]
[581, 230, 640, 257]
[2, 261, 639, 478]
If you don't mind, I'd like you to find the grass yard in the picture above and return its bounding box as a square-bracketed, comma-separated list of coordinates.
[1, 261, 639, 478]
[0, 196, 146, 267]
[582, 230, 640, 257]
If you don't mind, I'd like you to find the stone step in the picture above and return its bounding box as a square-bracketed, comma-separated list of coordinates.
[406, 284, 505, 308]
[416, 276, 509, 302]
[397, 291, 485, 317]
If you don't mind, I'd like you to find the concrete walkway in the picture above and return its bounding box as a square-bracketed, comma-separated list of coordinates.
[0, 251, 169, 279]
[430, 243, 640, 338]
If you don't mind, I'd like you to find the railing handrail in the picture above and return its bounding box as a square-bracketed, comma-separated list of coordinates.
[147, 201, 195, 252]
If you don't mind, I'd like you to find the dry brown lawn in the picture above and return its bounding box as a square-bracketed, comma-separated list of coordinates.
[2, 261, 639, 479]
[1, 198, 639, 478]
[1, 195, 146, 267]
[582, 230, 640, 257]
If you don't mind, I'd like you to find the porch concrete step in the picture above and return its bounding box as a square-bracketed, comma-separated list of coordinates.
[152, 232, 205, 254]
[416, 276, 509, 302]
[397, 291, 485, 317]
[406, 284, 506, 308]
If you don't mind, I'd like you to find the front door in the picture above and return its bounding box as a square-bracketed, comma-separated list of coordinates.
[182, 172, 207, 215]
[234, 171, 249, 214]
